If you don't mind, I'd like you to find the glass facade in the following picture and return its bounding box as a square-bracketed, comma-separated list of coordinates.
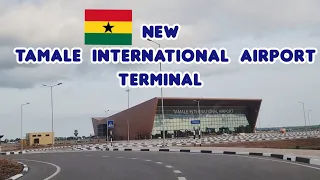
[97, 124, 108, 137]
[151, 106, 251, 138]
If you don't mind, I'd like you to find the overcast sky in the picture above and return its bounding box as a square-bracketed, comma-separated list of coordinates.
[0, 0, 319, 139]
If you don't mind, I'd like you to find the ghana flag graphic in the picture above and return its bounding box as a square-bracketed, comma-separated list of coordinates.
[84, 9, 132, 45]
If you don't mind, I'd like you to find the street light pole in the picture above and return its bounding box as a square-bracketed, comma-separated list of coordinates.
[105, 110, 110, 144]
[298, 102, 307, 131]
[308, 110, 312, 127]
[147, 38, 166, 147]
[21, 102, 30, 151]
[42, 83, 62, 148]
[125, 89, 130, 142]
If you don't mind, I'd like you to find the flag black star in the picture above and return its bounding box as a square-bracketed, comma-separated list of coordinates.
[103, 22, 114, 33]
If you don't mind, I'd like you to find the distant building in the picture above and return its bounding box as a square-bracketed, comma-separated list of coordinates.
[26, 132, 54, 146]
[92, 97, 262, 140]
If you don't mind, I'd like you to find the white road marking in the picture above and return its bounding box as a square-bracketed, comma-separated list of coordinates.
[145, 159, 152, 161]
[173, 170, 182, 173]
[168, 151, 320, 170]
[14, 159, 61, 180]
[117, 157, 124, 159]
[166, 165, 173, 168]
[156, 162, 163, 164]
[178, 177, 187, 180]
[130, 158, 138, 160]
[9, 174, 23, 179]
[102, 156, 109, 157]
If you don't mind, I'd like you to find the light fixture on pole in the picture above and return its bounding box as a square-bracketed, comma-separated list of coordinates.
[125, 89, 130, 142]
[21, 102, 30, 151]
[104, 110, 110, 144]
[42, 83, 62, 148]
[147, 38, 166, 147]
[298, 102, 307, 131]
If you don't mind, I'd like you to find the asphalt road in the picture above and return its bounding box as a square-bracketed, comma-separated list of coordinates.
[3, 150, 320, 180]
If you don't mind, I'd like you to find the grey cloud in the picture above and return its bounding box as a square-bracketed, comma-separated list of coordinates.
[2, 0, 319, 47]
[1, 0, 320, 139]
[182, 64, 240, 78]
[0, 0, 320, 89]
[0, 65, 72, 88]
[0, 37, 22, 46]
[0, 46, 40, 71]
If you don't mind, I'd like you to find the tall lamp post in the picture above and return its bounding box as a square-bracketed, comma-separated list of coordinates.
[298, 102, 307, 132]
[21, 102, 30, 151]
[147, 38, 166, 147]
[105, 110, 110, 144]
[42, 83, 62, 148]
[308, 109, 312, 128]
[125, 89, 130, 142]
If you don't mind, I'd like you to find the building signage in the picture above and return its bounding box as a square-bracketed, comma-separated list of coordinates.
[191, 120, 201, 124]
[172, 109, 235, 114]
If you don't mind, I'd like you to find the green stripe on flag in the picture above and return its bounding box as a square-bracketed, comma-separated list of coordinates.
[84, 33, 132, 45]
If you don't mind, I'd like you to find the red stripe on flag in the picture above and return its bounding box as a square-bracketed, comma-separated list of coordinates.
[85, 9, 132, 22]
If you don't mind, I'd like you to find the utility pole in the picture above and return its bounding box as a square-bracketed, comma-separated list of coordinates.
[308, 110, 312, 129]
[42, 83, 62, 148]
[298, 102, 307, 131]
[104, 110, 109, 144]
[125, 89, 130, 142]
[147, 39, 166, 147]
[193, 100, 201, 145]
[21, 102, 30, 151]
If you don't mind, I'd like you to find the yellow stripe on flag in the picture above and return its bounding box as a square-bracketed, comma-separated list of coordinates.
[84, 21, 132, 34]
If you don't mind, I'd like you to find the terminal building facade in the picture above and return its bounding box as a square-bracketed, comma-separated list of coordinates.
[92, 97, 262, 140]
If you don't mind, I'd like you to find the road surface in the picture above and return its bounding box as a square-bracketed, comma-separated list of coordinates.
[4, 150, 320, 180]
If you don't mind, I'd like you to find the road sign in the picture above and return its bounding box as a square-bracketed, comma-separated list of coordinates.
[191, 120, 200, 124]
[74, 130, 78, 137]
[107, 120, 114, 128]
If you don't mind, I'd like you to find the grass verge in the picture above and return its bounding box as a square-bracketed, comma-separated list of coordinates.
[0, 159, 23, 180]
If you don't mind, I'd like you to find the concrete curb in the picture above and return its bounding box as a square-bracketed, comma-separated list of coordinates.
[25, 145, 73, 152]
[6, 161, 29, 180]
[0, 151, 26, 156]
[0, 146, 74, 156]
[72, 147, 320, 167]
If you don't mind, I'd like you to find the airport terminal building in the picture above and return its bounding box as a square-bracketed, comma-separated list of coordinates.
[92, 97, 262, 140]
